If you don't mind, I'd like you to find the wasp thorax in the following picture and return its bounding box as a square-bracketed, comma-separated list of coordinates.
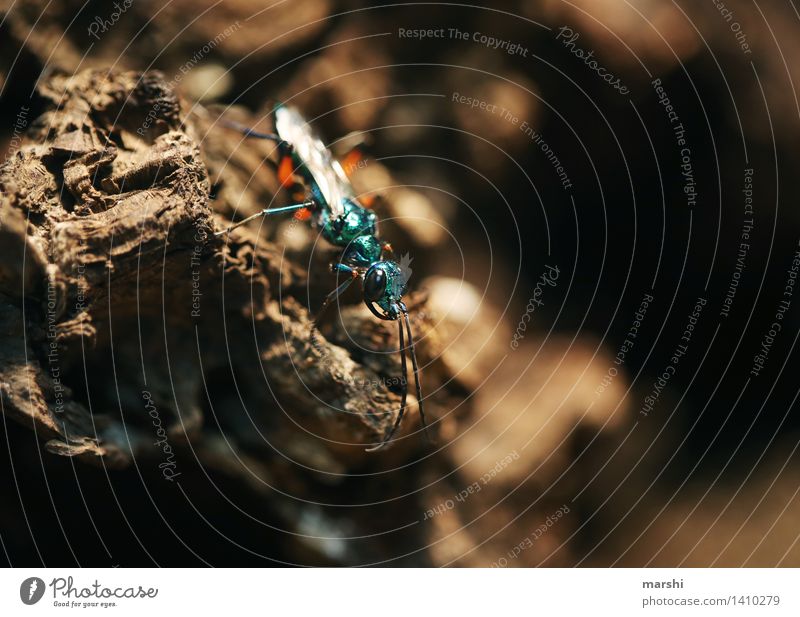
[321, 200, 377, 246]
[343, 235, 382, 267]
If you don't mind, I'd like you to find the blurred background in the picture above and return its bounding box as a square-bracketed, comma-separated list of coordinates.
[1, 0, 800, 566]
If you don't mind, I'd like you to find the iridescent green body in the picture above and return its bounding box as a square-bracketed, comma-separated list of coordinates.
[271, 105, 405, 317]
[344, 235, 383, 267]
[320, 200, 377, 246]
[218, 103, 428, 450]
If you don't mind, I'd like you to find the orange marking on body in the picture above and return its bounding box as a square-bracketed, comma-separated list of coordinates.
[278, 156, 295, 189]
[294, 207, 312, 221]
[359, 195, 376, 209]
[341, 148, 364, 177]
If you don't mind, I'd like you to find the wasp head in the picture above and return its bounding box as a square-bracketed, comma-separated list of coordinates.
[363, 260, 407, 320]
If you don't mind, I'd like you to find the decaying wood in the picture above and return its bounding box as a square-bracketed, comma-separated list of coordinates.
[0, 67, 596, 566]
[0, 69, 459, 480]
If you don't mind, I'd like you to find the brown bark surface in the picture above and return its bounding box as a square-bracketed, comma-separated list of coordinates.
[6, 0, 799, 568]
[0, 68, 487, 565]
[1, 67, 461, 450]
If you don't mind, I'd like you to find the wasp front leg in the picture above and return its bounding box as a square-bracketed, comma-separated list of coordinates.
[311, 264, 361, 327]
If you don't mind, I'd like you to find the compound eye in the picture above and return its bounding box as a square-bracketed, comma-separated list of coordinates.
[364, 267, 387, 302]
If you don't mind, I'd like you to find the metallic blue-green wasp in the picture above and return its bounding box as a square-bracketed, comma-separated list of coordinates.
[214, 104, 430, 451]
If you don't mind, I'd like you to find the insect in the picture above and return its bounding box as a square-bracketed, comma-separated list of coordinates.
[213, 103, 430, 451]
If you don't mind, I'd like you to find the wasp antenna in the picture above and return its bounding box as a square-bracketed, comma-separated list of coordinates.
[366, 317, 409, 452]
[403, 308, 431, 445]
[190, 105, 289, 147]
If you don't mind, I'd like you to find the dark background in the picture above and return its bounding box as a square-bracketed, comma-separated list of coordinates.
[1, 0, 799, 566]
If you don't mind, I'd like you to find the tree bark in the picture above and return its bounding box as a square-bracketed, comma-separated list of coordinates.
[0, 67, 457, 486]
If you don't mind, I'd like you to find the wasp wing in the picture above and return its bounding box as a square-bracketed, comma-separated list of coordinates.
[274, 105, 356, 220]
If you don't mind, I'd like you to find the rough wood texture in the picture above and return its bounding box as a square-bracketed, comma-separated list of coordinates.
[0, 42, 624, 569]
[0, 68, 460, 497]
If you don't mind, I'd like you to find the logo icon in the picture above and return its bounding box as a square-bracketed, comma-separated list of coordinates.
[398, 252, 414, 283]
[20, 577, 45, 605]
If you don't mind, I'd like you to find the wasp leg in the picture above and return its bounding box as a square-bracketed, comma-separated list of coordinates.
[311, 265, 359, 326]
[380, 240, 395, 257]
[214, 200, 314, 236]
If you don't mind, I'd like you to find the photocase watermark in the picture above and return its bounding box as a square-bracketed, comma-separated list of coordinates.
[137, 21, 242, 136]
[45, 278, 65, 415]
[640, 297, 706, 417]
[556, 26, 630, 95]
[519, 122, 572, 190]
[711, 0, 752, 55]
[74, 262, 88, 313]
[342, 155, 370, 176]
[87, 0, 133, 40]
[652, 77, 696, 209]
[190, 219, 207, 318]
[750, 240, 800, 377]
[596, 291, 654, 398]
[491, 504, 571, 567]
[451, 92, 573, 190]
[422, 450, 519, 521]
[511, 264, 560, 349]
[21, 575, 157, 608]
[142, 391, 181, 481]
[397, 27, 529, 57]
[309, 328, 409, 391]
[20, 577, 46, 605]
[4, 105, 29, 163]
[720, 168, 754, 319]
[72, 237, 90, 315]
